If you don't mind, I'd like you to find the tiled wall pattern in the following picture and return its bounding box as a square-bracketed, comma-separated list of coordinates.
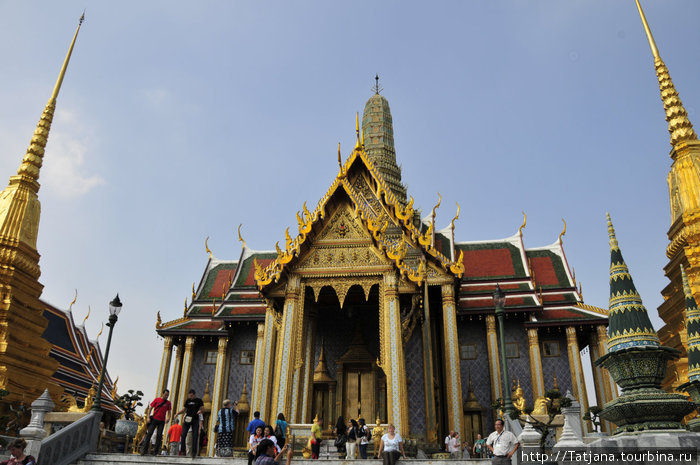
[540, 331, 572, 396]
[405, 329, 426, 436]
[504, 320, 533, 406]
[190, 340, 217, 399]
[457, 319, 492, 434]
[225, 323, 257, 406]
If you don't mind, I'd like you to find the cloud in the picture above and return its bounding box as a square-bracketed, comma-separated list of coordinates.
[42, 109, 104, 198]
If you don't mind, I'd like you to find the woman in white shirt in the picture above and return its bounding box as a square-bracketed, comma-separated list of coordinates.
[377, 424, 406, 465]
[248, 425, 264, 465]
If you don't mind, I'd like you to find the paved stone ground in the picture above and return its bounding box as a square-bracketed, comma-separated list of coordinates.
[76, 455, 489, 465]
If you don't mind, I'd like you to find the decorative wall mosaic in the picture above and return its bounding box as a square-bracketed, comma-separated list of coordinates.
[190, 341, 217, 398]
[226, 323, 257, 405]
[540, 331, 572, 395]
[504, 321, 533, 406]
[457, 319, 492, 434]
[405, 330, 426, 435]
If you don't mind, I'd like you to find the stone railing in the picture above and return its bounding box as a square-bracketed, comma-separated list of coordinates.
[37, 409, 102, 465]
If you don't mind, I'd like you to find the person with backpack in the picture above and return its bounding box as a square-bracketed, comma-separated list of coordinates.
[358, 418, 370, 459]
[275, 413, 288, 448]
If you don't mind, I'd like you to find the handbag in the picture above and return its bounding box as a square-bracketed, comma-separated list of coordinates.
[334, 434, 347, 448]
[184, 415, 193, 424]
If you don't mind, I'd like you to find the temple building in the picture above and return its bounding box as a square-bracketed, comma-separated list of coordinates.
[155, 88, 615, 451]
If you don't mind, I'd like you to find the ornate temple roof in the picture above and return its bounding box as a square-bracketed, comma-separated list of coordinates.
[41, 300, 119, 413]
[606, 213, 660, 351]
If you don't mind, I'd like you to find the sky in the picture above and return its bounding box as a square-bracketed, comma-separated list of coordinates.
[1, 1, 700, 412]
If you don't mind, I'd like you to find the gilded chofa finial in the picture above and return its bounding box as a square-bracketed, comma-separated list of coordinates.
[558, 218, 567, 243]
[635, 0, 697, 147]
[355, 113, 361, 149]
[95, 322, 104, 339]
[17, 13, 84, 184]
[192, 283, 196, 300]
[237, 224, 246, 249]
[81, 305, 91, 326]
[184, 298, 188, 317]
[518, 211, 527, 236]
[606, 212, 619, 250]
[68, 289, 78, 312]
[450, 202, 460, 231]
[205, 236, 212, 259]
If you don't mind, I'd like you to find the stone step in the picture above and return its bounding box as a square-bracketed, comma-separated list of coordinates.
[76, 454, 488, 465]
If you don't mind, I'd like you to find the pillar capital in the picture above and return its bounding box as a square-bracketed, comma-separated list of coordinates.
[565, 326, 577, 341]
[527, 327, 539, 346]
[486, 314, 496, 332]
[441, 283, 455, 299]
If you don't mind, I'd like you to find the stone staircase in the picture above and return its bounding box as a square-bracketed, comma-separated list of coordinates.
[75, 454, 487, 465]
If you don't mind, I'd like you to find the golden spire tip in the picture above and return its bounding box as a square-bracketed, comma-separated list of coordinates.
[606, 213, 619, 249]
[635, 0, 659, 59]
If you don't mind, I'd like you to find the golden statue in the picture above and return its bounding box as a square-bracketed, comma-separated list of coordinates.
[81, 385, 96, 412]
[63, 393, 80, 412]
[372, 416, 384, 458]
[132, 408, 151, 454]
[532, 398, 548, 415]
[512, 379, 526, 412]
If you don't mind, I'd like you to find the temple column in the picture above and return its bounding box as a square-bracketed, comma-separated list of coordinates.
[595, 325, 617, 400]
[155, 336, 174, 398]
[252, 304, 277, 421]
[288, 284, 307, 423]
[440, 284, 464, 435]
[485, 315, 502, 405]
[421, 284, 438, 443]
[164, 342, 184, 441]
[590, 324, 616, 432]
[271, 275, 304, 420]
[207, 336, 229, 456]
[299, 314, 316, 423]
[527, 328, 545, 402]
[565, 326, 590, 431]
[380, 272, 409, 435]
[175, 336, 196, 422]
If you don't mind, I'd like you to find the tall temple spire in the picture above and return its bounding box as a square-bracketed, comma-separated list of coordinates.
[681, 265, 700, 381]
[0, 14, 84, 405]
[635, 0, 697, 147]
[361, 78, 407, 205]
[606, 213, 660, 352]
[17, 13, 84, 185]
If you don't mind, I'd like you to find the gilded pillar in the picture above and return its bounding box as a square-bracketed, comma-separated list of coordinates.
[589, 327, 613, 433]
[164, 342, 184, 438]
[565, 326, 590, 431]
[421, 284, 438, 443]
[175, 336, 196, 421]
[527, 328, 545, 401]
[207, 336, 229, 456]
[379, 272, 409, 435]
[251, 322, 266, 414]
[595, 325, 617, 400]
[271, 275, 304, 419]
[485, 315, 502, 404]
[155, 336, 174, 397]
[440, 284, 464, 436]
[299, 316, 316, 423]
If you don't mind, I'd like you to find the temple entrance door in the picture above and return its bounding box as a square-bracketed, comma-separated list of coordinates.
[312, 384, 330, 422]
[343, 367, 374, 421]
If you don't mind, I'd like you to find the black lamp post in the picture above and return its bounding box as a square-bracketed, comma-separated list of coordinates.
[92, 294, 122, 412]
[493, 284, 515, 417]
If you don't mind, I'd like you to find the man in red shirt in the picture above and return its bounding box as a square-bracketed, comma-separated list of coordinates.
[140, 389, 172, 455]
[167, 418, 183, 456]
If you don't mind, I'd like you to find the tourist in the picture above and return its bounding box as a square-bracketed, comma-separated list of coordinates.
[346, 418, 359, 460]
[446, 431, 461, 459]
[216, 399, 239, 457]
[443, 430, 453, 452]
[264, 424, 282, 453]
[255, 438, 293, 465]
[310, 417, 323, 459]
[333, 415, 347, 458]
[140, 389, 172, 456]
[472, 433, 486, 459]
[248, 410, 266, 435]
[275, 413, 288, 448]
[358, 418, 370, 459]
[166, 419, 182, 456]
[175, 389, 204, 458]
[377, 424, 405, 465]
[1, 438, 35, 465]
[486, 419, 519, 465]
[248, 425, 265, 465]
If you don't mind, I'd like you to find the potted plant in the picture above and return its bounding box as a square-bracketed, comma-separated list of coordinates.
[114, 389, 143, 436]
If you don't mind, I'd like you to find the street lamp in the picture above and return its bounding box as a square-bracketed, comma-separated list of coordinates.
[493, 284, 515, 417]
[92, 294, 122, 412]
